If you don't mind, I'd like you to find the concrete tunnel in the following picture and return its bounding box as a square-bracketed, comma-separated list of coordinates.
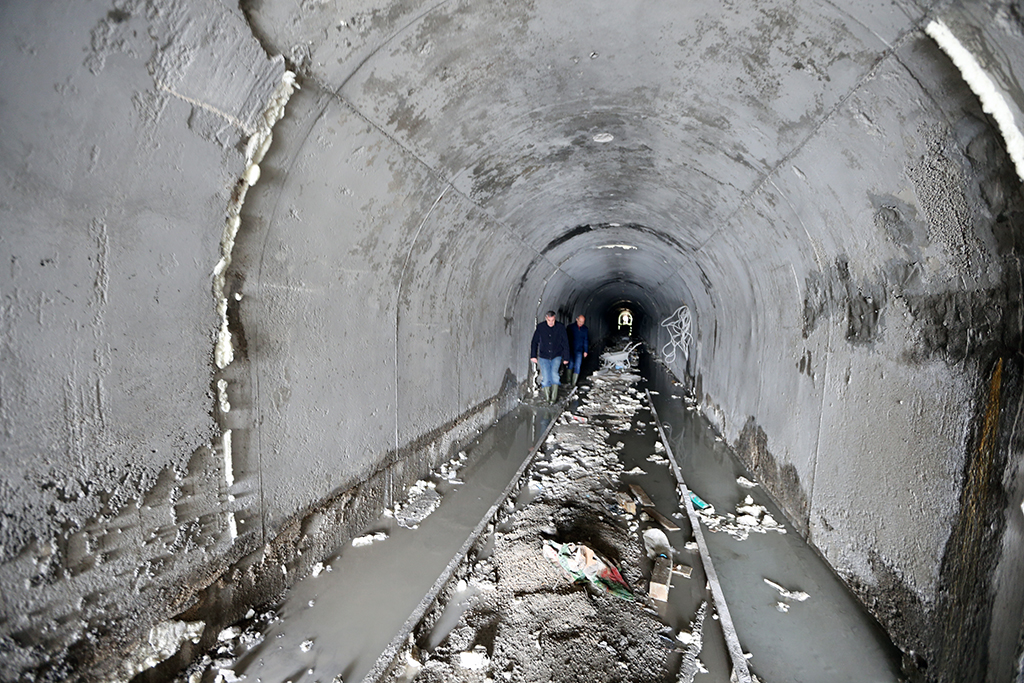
[2, 0, 1024, 680]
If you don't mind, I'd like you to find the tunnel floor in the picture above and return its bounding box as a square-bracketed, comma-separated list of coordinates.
[171, 354, 904, 683]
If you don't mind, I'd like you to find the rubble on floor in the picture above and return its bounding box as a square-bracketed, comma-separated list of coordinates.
[387, 368, 705, 683]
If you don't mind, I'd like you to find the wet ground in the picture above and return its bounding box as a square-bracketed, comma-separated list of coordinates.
[173, 353, 904, 683]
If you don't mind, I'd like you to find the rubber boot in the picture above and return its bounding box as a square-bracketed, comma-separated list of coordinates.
[569, 372, 577, 388]
[551, 385, 559, 403]
[542, 386, 551, 403]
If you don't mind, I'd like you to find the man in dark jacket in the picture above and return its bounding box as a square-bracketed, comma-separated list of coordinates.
[567, 314, 589, 388]
[530, 311, 570, 403]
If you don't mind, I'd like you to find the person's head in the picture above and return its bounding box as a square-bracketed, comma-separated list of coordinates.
[576, 315, 585, 326]
[545, 311, 556, 326]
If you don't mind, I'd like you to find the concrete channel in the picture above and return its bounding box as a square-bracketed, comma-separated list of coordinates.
[170, 353, 904, 683]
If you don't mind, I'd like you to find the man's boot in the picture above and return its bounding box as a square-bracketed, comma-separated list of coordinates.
[569, 372, 577, 388]
[542, 386, 551, 403]
[551, 385, 559, 403]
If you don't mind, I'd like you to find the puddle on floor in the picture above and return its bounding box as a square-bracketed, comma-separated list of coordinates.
[180, 405, 554, 683]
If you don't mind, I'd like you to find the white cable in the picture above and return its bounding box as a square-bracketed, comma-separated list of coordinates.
[660, 304, 692, 364]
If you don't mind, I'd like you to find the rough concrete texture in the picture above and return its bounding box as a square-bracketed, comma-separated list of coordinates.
[3, 0, 1024, 681]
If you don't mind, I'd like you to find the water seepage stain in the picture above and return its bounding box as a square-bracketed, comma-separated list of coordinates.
[735, 417, 809, 536]
[933, 357, 1020, 681]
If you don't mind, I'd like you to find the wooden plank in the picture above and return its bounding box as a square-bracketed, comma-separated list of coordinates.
[629, 483, 654, 507]
[649, 556, 673, 602]
[645, 507, 680, 531]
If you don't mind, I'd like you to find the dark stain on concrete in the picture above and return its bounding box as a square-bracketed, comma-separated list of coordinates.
[802, 256, 886, 344]
[844, 549, 931, 682]
[735, 416, 810, 536]
[903, 281, 1023, 365]
[931, 357, 1020, 683]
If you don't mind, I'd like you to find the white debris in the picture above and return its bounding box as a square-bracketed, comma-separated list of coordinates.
[214, 670, 242, 683]
[116, 619, 206, 681]
[625, 466, 647, 475]
[764, 578, 810, 602]
[243, 162, 261, 186]
[299, 639, 313, 652]
[459, 645, 489, 670]
[776, 601, 790, 613]
[736, 476, 758, 488]
[222, 430, 234, 487]
[654, 441, 665, 452]
[217, 378, 231, 413]
[393, 649, 422, 682]
[217, 626, 241, 642]
[395, 480, 442, 528]
[695, 493, 786, 541]
[677, 602, 706, 683]
[311, 562, 325, 577]
[352, 531, 388, 547]
[642, 527, 673, 559]
[646, 453, 669, 465]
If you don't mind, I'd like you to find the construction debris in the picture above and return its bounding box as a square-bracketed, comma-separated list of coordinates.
[543, 540, 635, 601]
[764, 578, 810, 602]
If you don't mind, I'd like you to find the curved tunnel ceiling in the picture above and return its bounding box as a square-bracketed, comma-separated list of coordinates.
[241, 0, 955, 375]
[3, 0, 1024, 680]
[247, 0, 906, 257]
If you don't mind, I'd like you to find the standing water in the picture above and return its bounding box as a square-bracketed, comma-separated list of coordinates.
[177, 356, 903, 683]
[193, 406, 552, 683]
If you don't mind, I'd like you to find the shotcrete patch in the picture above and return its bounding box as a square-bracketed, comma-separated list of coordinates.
[871, 194, 926, 250]
[903, 282, 1023, 364]
[735, 417, 809, 536]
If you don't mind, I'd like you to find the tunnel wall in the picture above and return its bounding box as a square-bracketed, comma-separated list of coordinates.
[0, 1, 292, 679]
[2, 0, 1024, 682]
[655, 31, 1024, 682]
[0, 2, 571, 679]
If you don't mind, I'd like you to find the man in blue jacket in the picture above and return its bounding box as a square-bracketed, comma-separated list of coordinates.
[567, 314, 589, 388]
[530, 311, 570, 403]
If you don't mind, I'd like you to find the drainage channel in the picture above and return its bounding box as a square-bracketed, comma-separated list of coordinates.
[371, 358, 904, 682]
[374, 367, 742, 682]
[642, 358, 904, 682]
[185, 402, 561, 683]
[178, 356, 904, 683]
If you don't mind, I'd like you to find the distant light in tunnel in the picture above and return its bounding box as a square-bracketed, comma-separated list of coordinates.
[618, 309, 633, 335]
[593, 132, 614, 143]
[597, 244, 637, 250]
